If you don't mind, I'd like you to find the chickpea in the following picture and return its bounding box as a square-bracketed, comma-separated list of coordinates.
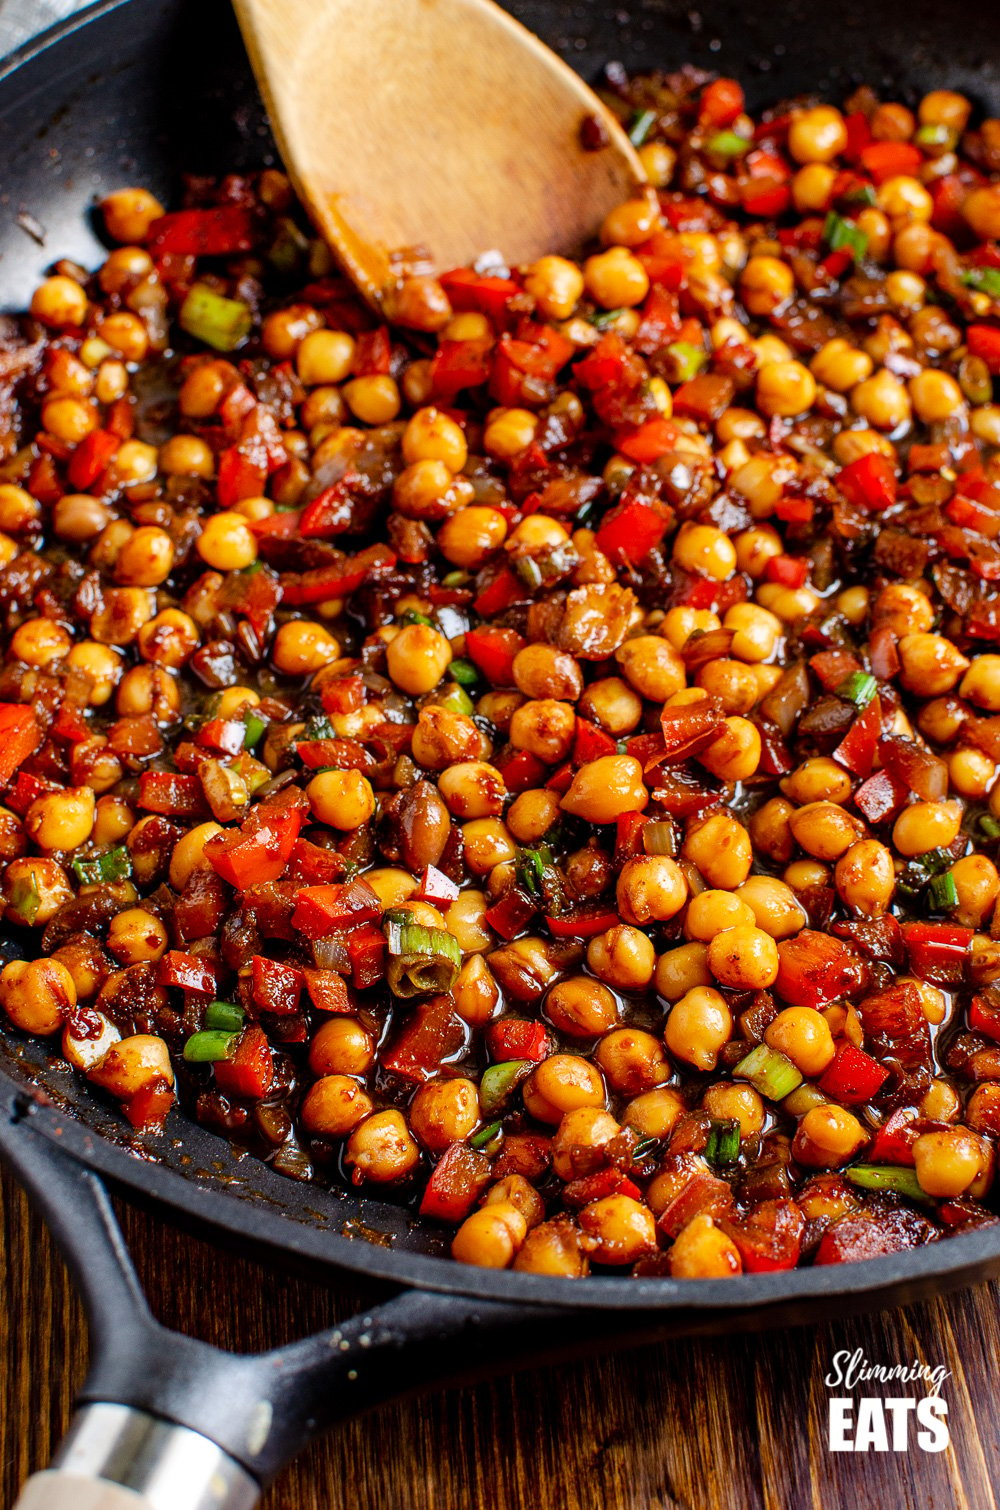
[788, 105, 848, 164]
[748, 797, 795, 866]
[545, 976, 620, 1038]
[483, 1175, 545, 1230]
[272, 620, 340, 675]
[950, 854, 1000, 928]
[664, 986, 731, 1072]
[106, 907, 169, 964]
[616, 855, 687, 926]
[595, 1028, 670, 1096]
[913, 1129, 988, 1198]
[0, 957, 76, 1034]
[583, 247, 650, 308]
[98, 312, 149, 363]
[138, 609, 200, 668]
[31, 274, 88, 328]
[461, 818, 515, 874]
[740, 256, 795, 316]
[296, 329, 356, 386]
[11, 617, 71, 668]
[707, 925, 779, 990]
[509, 698, 575, 764]
[345, 1109, 420, 1183]
[452, 1203, 527, 1268]
[765, 1007, 836, 1077]
[343, 375, 400, 424]
[578, 677, 642, 736]
[793, 1105, 867, 1167]
[63, 1008, 120, 1072]
[702, 1081, 765, 1138]
[522, 1055, 605, 1124]
[788, 801, 865, 862]
[960, 656, 1000, 712]
[623, 1087, 686, 1140]
[614, 636, 685, 701]
[25, 787, 95, 852]
[92, 797, 134, 849]
[587, 924, 655, 991]
[756, 361, 817, 417]
[673, 521, 737, 581]
[697, 660, 758, 715]
[638, 139, 676, 188]
[661, 605, 721, 652]
[484, 408, 539, 458]
[505, 789, 560, 845]
[782, 757, 852, 807]
[834, 839, 896, 918]
[963, 186, 1000, 242]
[654, 941, 713, 1002]
[437, 506, 508, 568]
[724, 603, 781, 664]
[561, 755, 648, 824]
[524, 255, 585, 319]
[300, 1075, 373, 1137]
[90, 587, 155, 645]
[851, 368, 912, 430]
[685, 890, 756, 942]
[513, 644, 583, 702]
[114, 525, 175, 587]
[437, 762, 507, 821]
[551, 1107, 620, 1180]
[892, 799, 963, 857]
[697, 717, 761, 783]
[4, 859, 72, 925]
[919, 90, 972, 132]
[669, 1214, 741, 1278]
[412, 705, 483, 769]
[949, 748, 995, 801]
[514, 1217, 590, 1277]
[197, 512, 258, 572]
[682, 812, 753, 889]
[580, 1195, 657, 1265]
[307, 769, 376, 830]
[401, 406, 467, 473]
[91, 1033, 174, 1100]
[409, 1078, 480, 1151]
[452, 952, 499, 1020]
[100, 187, 164, 241]
[168, 822, 224, 891]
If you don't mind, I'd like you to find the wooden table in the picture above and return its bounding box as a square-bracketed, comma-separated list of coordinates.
[2, 1163, 998, 1510]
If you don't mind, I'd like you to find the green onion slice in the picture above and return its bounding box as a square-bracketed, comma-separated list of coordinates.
[642, 821, 676, 857]
[823, 211, 869, 260]
[666, 341, 708, 382]
[980, 814, 1000, 839]
[628, 109, 657, 146]
[179, 283, 253, 352]
[705, 1118, 741, 1166]
[835, 671, 878, 709]
[9, 868, 40, 926]
[384, 920, 461, 997]
[400, 609, 436, 628]
[589, 307, 627, 330]
[183, 1029, 239, 1063]
[479, 1060, 532, 1116]
[204, 1000, 246, 1032]
[449, 659, 479, 689]
[927, 871, 958, 912]
[962, 267, 1000, 300]
[242, 711, 267, 749]
[733, 1043, 803, 1101]
[845, 1164, 931, 1204]
[72, 845, 132, 886]
[705, 129, 751, 158]
[469, 1119, 503, 1151]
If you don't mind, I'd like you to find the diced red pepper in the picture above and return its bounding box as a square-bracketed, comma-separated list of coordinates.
[346, 924, 386, 989]
[429, 337, 494, 395]
[67, 428, 119, 490]
[413, 865, 460, 906]
[4, 770, 56, 817]
[484, 886, 537, 940]
[298, 481, 355, 538]
[147, 206, 256, 256]
[138, 770, 209, 817]
[251, 955, 303, 1016]
[472, 567, 523, 617]
[464, 625, 523, 686]
[868, 1108, 922, 1165]
[657, 1171, 735, 1238]
[698, 77, 744, 128]
[439, 268, 520, 324]
[493, 747, 547, 792]
[595, 495, 670, 559]
[613, 418, 681, 465]
[319, 675, 365, 716]
[859, 140, 922, 185]
[659, 698, 724, 760]
[574, 332, 629, 390]
[291, 878, 383, 938]
[633, 285, 681, 352]
[774, 494, 814, 526]
[295, 737, 373, 773]
[544, 904, 622, 939]
[279, 547, 396, 607]
[969, 994, 1000, 1042]
[380, 996, 467, 1084]
[213, 1026, 274, 1100]
[901, 921, 974, 985]
[303, 968, 351, 1012]
[967, 324, 1000, 375]
[776, 930, 868, 1008]
[123, 1080, 174, 1130]
[572, 719, 617, 765]
[740, 180, 791, 218]
[206, 796, 305, 890]
[818, 1043, 890, 1104]
[353, 326, 391, 376]
[878, 736, 948, 801]
[562, 1168, 643, 1207]
[725, 1199, 804, 1273]
[615, 810, 647, 864]
[837, 452, 898, 512]
[544, 762, 574, 795]
[0, 705, 42, 788]
[196, 718, 247, 757]
[764, 553, 808, 589]
[419, 1142, 492, 1222]
[809, 649, 862, 690]
[156, 951, 218, 995]
[833, 696, 882, 778]
[250, 509, 302, 539]
[486, 1019, 549, 1062]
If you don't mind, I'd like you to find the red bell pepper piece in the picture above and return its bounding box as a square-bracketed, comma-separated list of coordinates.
[157, 951, 218, 995]
[345, 924, 386, 989]
[439, 268, 520, 324]
[833, 696, 882, 779]
[486, 1020, 549, 1063]
[291, 878, 383, 938]
[967, 324, 1000, 375]
[250, 509, 302, 539]
[123, 1080, 174, 1130]
[725, 1199, 804, 1273]
[213, 1026, 274, 1100]
[562, 1168, 643, 1208]
[147, 206, 256, 256]
[901, 922, 973, 985]
[809, 649, 862, 690]
[633, 285, 681, 353]
[380, 997, 468, 1084]
[657, 1171, 735, 1238]
[740, 180, 790, 218]
[615, 810, 647, 864]
[613, 418, 681, 465]
[319, 674, 365, 716]
[500, 323, 574, 382]
[946, 491, 1000, 539]
[484, 887, 537, 940]
[472, 567, 524, 617]
[4, 770, 57, 817]
[764, 553, 808, 588]
[298, 481, 354, 538]
[419, 1142, 492, 1222]
[279, 546, 397, 606]
[492, 747, 547, 792]
[206, 796, 305, 890]
[429, 337, 493, 395]
[818, 1043, 890, 1105]
[0, 705, 42, 788]
[837, 452, 898, 512]
[868, 1108, 922, 1165]
[413, 865, 460, 906]
[303, 968, 351, 1012]
[776, 930, 868, 1008]
[659, 698, 724, 760]
[138, 771, 209, 817]
[196, 718, 247, 757]
[67, 428, 119, 490]
[572, 719, 617, 765]
[353, 326, 391, 376]
[774, 494, 814, 525]
[859, 141, 922, 184]
[543, 904, 623, 940]
[464, 626, 523, 686]
[595, 495, 670, 559]
[251, 955, 303, 1016]
[574, 332, 630, 390]
[544, 762, 574, 795]
[698, 77, 744, 127]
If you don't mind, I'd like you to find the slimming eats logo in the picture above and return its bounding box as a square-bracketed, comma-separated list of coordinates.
[825, 1349, 951, 1453]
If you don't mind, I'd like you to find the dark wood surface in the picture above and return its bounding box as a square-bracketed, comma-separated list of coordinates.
[2, 1162, 998, 1510]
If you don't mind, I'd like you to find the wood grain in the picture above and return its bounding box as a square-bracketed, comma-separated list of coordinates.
[3, 1162, 999, 1510]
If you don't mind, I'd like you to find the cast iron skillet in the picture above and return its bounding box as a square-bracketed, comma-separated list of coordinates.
[3, 0, 1000, 1503]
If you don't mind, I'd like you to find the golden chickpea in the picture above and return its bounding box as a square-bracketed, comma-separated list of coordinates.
[452, 952, 499, 1020]
[788, 105, 848, 164]
[673, 521, 737, 581]
[408, 1078, 480, 1151]
[793, 1105, 867, 1168]
[960, 656, 1000, 711]
[137, 609, 199, 669]
[685, 890, 756, 942]
[919, 90, 972, 132]
[707, 925, 779, 990]
[664, 986, 731, 1072]
[615, 636, 685, 701]
[437, 506, 508, 568]
[724, 603, 781, 664]
[168, 822, 224, 891]
[307, 769, 376, 830]
[296, 329, 356, 386]
[587, 924, 656, 991]
[788, 802, 865, 862]
[697, 660, 759, 715]
[913, 1129, 987, 1198]
[756, 361, 817, 417]
[11, 618, 71, 668]
[875, 583, 934, 637]
[600, 193, 659, 248]
[748, 797, 795, 866]
[963, 186, 1000, 242]
[412, 706, 483, 770]
[0, 484, 41, 533]
[402, 406, 467, 473]
[345, 1109, 420, 1183]
[197, 512, 258, 572]
[792, 162, 837, 213]
[920, 1079, 961, 1124]
[522, 1055, 605, 1124]
[260, 304, 324, 360]
[561, 755, 648, 824]
[436, 762, 506, 821]
[0, 957, 76, 1035]
[740, 256, 795, 316]
[513, 644, 583, 702]
[178, 361, 230, 418]
[116, 525, 175, 587]
[909, 368, 964, 424]
[949, 748, 995, 801]
[697, 717, 761, 783]
[583, 247, 650, 309]
[892, 800, 963, 857]
[452, 1203, 527, 1268]
[272, 620, 340, 675]
[661, 605, 721, 651]
[300, 1075, 373, 1137]
[683, 812, 753, 889]
[579, 677, 642, 736]
[461, 818, 515, 874]
[851, 368, 912, 429]
[765, 1007, 836, 1077]
[595, 1028, 670, 1096]
[834, 839, 896, 918]
[386, 623, 452, 695]
[551, 1107, 620, 1181]
[652, 942, 711, 1004]
[343, 375, 400, 424]
[30, 274, 88, 328]
[100, 187, 164, 242]
[731, 878, 804, 941]
[782, 757, 852, 807]
[524, 255, 585, 319]
[92, 796, 134, 849]
[616, 855, 687, 926]
[669, 1213, 742, 1278]
[545, 976, 620, 1038]
[506, 788, 561, 844]
[483, 408, 539, 458]
[509, 698, 575, 764]
[106, 907, 169, 965]
[950, 854, 1000, 928]
[52, 493, 112, 543]
[579, 1195, 657, 1265]
[638, 139, 676, 188]
[25, 787, 95, 852]
[98, 312, 149, 363]
[702, 1081, 765, 1138]
[91, 1033, 174, 1100]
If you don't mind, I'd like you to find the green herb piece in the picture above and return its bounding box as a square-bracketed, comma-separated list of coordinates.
[479, 1060, 532, 1116]
[179, 283, 253, 352]
[399, 609, 436, 628]
[845, 1164, 931, 1203]
[628, 109, 657, 146]
[440, 569, 471, 588]
[589, 307, 626, 330]
[666, 341, 708, 382]
[706, 129, 751, 158]
[915, 848, 953, 875]
[183, 1029, 238, 1063]
[835, 671, 878, 709]
[631, 1136, 662, 1163]
[72, 845, 132, 886]
[513, 555, 544, 590]
[437, 683, 474, 716]
[733, 1043, 803, 1101]
[823, 211, 869, 260]
[641, 820, 676, 857]
[928, 871, 958, 912]
[705, 1118, 741, 1166]
[914, 123, 953, 149]
[962, 267, 1000, 300]
[267, 216, 310, 274]
[449, 658, 479, 689]
[469, 1119, 504, 1150]
[9, 868, 39, 926]
[980, 814, 1000, 839]
[302, 714, 335, 742]
[515, 845, 552, 901]
[842, 182, 878, 207]
[383, 920, 461, 997]
[204, 1001, 246, 1033]
[242, 711, 267, 750]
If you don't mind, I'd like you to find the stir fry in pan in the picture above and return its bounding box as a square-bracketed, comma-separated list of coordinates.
[4, 68, 1000, 1277]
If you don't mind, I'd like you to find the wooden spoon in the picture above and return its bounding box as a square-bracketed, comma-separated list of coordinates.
[232, 0, 645, 306]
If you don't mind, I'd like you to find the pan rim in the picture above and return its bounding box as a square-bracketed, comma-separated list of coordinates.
[2, 0, 1000, 1318]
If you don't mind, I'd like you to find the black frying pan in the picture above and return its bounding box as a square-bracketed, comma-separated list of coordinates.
[3, 1, 1000, 1504]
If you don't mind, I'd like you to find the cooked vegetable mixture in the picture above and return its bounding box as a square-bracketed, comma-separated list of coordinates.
[5, 68, 1000, 1279]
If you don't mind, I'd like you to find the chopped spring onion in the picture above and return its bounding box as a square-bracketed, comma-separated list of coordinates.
[514, 555, 543, 589]
[437, 683, 474, 716]
[384, 920, 461, 997]
[204, 1000, 246, 1033]
[72, 845, 132, 886]
[628, 109, 657, 146]
[590, 307, 627, 330]
[642, 820, 676, 857]
[845, 1165, 931, 1204]
[928, 871, 959, 912]
[666, 341, 708, 382]
[440, 569, 470, 588]
[962, 267, 1000, 300]
[302, 714, 335, 742]
[733, 1043, 803, 1101]
[267, 216, 310, 274]
[179, 282, 253, 352]
[843, 182, 877, 207]
[823, 211, 869, 260]
[835, 671, 878, 709]
[183, 1029, 238, 1063]
[469, 1119, 504, 1151]
[479, 1060, 532, 1116]
[400, 609, 436, 628]
[980, 814, 1000, 839]
[630, 1136, 662, 1163]
[9, 868, 39, 925]
[705, 129, 751, 158]
[915, 848, 953, 875]
[914, 123, 954, 149]
[449, 658, 479, 689]
[705, 1118, 741, 1166]
[243, 711, 267, 750]
[515, 845, 552, 900]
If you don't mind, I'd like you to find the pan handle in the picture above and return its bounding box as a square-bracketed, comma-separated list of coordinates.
[2, 1089, 568, 1507]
